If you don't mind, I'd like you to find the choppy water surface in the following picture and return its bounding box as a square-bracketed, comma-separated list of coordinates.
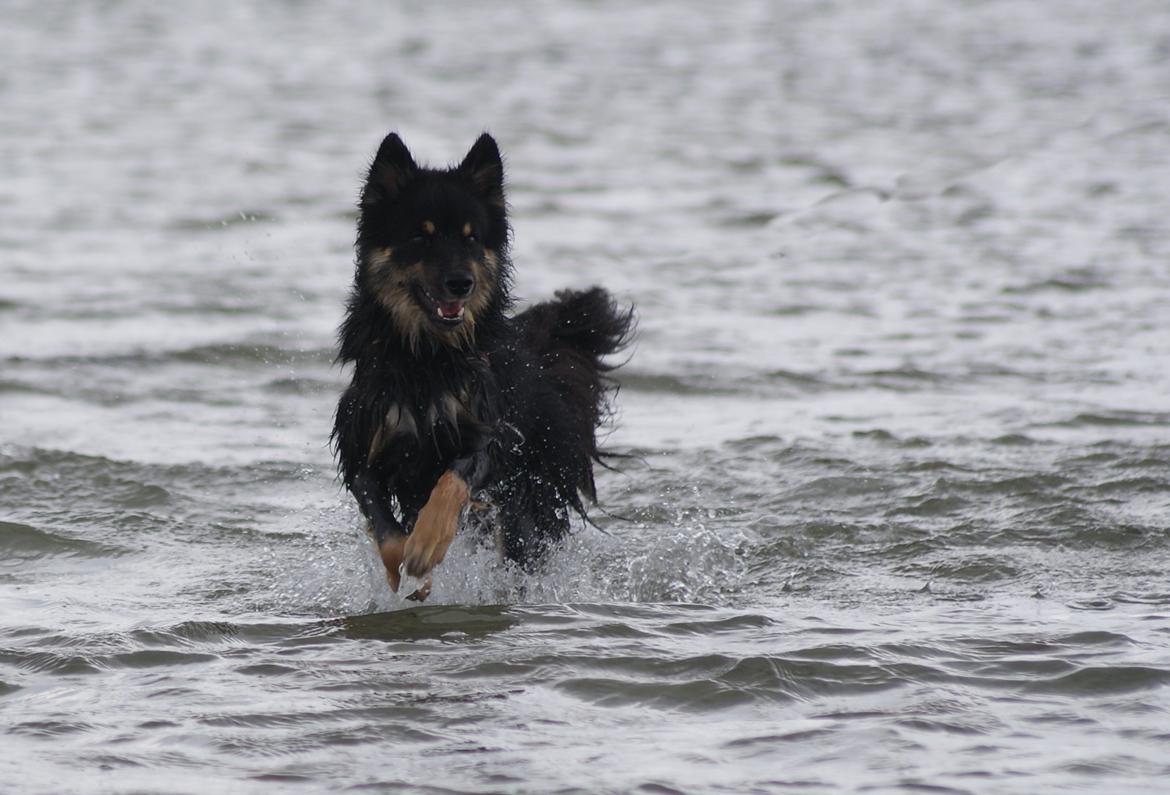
[3, 2, 1170, 792]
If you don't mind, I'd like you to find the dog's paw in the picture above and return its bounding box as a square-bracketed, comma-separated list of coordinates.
[402, 471, 469, 579]
[402, 511, 455, 577]
[378, 534, 408, 592]
[405, 576, 433, 602]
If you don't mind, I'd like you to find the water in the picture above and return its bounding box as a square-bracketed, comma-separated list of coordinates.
[3, 1, 1170, 792]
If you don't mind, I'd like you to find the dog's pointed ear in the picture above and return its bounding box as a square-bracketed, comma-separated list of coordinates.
[365, 132, 417, 203]
[458, 133, 505, 207]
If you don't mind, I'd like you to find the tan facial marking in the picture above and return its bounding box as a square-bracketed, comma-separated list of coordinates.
[421, 220, 435, 235]
[365, 245, 501, 353]
[370, 260, 428, 352]
[367, 247, 395, 277]
[462, 222, 472, 237]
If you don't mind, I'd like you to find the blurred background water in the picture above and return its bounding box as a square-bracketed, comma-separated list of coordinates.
[2, 1, 1170, 793]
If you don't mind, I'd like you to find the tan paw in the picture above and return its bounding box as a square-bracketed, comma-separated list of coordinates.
[405, 576, 433, 602]
[402, 471, 469, 578]
[378, 534, 407, 593]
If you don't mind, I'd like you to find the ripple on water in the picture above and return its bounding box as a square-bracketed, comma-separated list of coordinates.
[337, 605, 520, 643]
[1024, 666, 1170, 696]
[552, 653, 954, 712]
[1046, 411, 1170, 429]
[0, 520, 128, 561]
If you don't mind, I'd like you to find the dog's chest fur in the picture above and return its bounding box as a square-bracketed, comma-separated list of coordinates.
[367, 360, 495, 506]
[369, 383, 478, 457]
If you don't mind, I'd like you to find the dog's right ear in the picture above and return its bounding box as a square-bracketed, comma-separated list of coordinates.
[458, 133, 505, 208]
[364, 132, 417, 204]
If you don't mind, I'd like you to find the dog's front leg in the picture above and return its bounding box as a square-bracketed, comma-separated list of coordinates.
[401, 470, 470, 584]
[354, 470, 413, 594]
[377, 532, 408, 593]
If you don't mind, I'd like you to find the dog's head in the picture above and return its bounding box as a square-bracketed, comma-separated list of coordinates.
[356, 132, 510, 350]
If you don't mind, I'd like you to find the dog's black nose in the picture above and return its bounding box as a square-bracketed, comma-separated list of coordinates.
[445, 274, 474, 298]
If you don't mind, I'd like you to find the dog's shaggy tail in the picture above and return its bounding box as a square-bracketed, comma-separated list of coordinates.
[520, 286, 634, 365]
[515, 287, 634, 503]
[517, 285, 636, 379]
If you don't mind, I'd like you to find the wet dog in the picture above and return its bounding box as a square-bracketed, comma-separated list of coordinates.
[332, 132, 632, 600]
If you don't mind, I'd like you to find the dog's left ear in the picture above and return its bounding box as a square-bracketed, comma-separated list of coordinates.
[458, 133, 505, 207]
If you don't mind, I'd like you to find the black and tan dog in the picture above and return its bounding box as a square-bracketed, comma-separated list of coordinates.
[332, 132, 632, 600]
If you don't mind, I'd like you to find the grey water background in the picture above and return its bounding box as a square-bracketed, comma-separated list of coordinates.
[2, 1, 1170, 792]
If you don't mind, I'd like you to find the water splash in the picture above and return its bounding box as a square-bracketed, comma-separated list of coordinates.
[274, 499, 754, 613]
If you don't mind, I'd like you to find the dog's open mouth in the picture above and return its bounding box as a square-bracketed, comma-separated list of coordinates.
[418, 288, 466, 327]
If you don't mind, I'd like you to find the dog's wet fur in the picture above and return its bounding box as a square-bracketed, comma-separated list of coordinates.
[332, 132, 633, 599]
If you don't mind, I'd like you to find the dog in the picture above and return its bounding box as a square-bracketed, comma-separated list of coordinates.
[332, 131, 633, 600]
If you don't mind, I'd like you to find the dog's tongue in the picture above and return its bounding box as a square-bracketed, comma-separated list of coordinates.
[438, 300, 464, 319]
